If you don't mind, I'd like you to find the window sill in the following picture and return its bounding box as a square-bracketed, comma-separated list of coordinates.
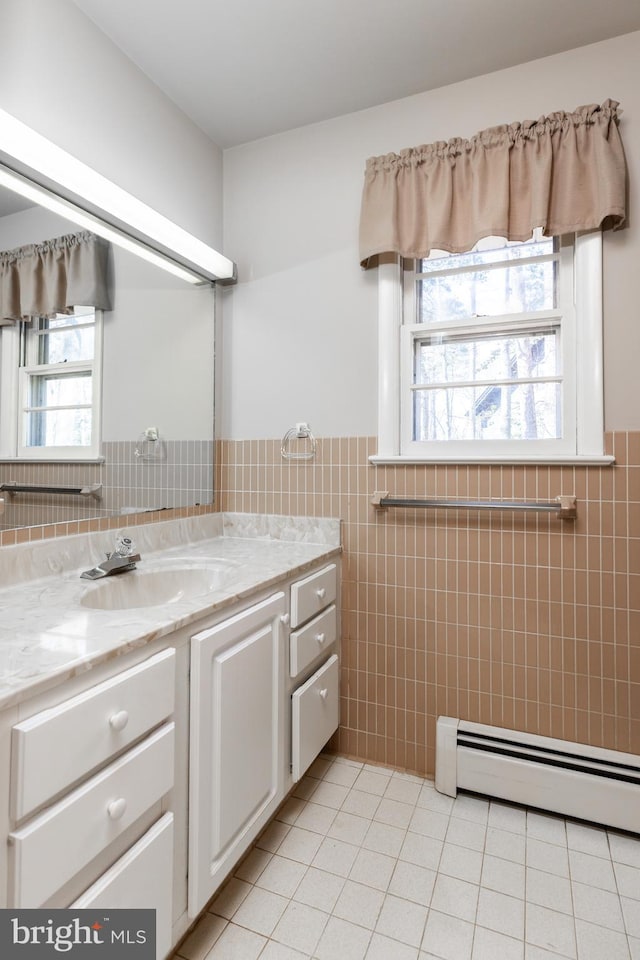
[369, 454, 616, 466]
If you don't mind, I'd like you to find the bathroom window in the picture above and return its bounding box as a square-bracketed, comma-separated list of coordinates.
[373, 230, 607, 463]
[0, 306, 103, 460]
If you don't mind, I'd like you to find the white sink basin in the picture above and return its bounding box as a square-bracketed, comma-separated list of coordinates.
[80, 561, 237, 610]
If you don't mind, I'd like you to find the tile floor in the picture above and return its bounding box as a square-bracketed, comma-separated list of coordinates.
[172, 754, 640, 960]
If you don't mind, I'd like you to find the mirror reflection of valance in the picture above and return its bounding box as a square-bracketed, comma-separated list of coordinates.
[0, 231, 112, 323]
[359, 99, 627, 267]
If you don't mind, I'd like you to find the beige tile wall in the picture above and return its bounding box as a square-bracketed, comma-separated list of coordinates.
[217, 432, 640, 777]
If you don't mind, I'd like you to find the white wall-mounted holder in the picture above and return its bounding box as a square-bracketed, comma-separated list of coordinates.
[281, 423, 317, 461]
[134, 427, 165, 462]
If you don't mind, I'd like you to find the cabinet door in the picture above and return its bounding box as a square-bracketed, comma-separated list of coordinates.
[189, 593, 285, 917]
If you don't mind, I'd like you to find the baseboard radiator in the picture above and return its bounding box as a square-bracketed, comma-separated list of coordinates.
[436, 716, 640, 833]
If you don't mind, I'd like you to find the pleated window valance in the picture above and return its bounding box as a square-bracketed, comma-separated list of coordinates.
[0, 230, 112, 323]
[359, 99, 627, 267]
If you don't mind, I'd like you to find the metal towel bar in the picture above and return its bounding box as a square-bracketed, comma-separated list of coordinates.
[371, 491, 577, 520]
[0, 482, 102, 500]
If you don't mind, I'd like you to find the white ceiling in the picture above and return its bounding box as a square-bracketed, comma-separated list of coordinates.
[73, 0, 640, 148]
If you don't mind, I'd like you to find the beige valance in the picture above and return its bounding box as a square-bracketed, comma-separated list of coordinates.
[359, 99, 627, 266]
[0, 231, 112, 323]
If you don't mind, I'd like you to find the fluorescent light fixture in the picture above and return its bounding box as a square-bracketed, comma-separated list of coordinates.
[0, 108, 236, 284]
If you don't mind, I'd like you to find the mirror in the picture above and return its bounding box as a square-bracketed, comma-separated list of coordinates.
[0, 178, 216, 532]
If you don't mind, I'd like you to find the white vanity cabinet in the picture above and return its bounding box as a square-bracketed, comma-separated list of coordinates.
[4, 646, 183, 960]
[0, 545, 341, 960]
[188, 592, 286, 918]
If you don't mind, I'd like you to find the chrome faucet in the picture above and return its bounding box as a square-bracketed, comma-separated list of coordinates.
[80, 535, 141, 580]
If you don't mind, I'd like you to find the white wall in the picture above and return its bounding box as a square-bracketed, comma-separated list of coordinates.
[222, 31, 640, 438]
[0, 0, 223, 248]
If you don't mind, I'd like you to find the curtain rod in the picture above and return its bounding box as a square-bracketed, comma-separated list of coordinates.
[0, 482, 102, 500]
[371, 491, 577, 520]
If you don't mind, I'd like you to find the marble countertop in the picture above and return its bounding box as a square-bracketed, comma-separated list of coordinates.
[0, 512, 341, 711]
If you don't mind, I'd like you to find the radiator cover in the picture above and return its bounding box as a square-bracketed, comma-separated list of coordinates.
[435, 716, 640, 833]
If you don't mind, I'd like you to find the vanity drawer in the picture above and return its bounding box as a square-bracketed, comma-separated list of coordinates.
[291, 654, 339, 782]
[290, 563, 337, 628]
[9, 722, 175, 908]
[12, 648, 175, 821]
[71, 813, 174, 960]
[290, 605, 337, 678]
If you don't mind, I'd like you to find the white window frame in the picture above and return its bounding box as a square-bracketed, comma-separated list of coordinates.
[371, 232, 612, 465]
[0, 309, 103, 461]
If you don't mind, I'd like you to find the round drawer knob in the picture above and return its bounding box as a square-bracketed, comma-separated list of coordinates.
[315, 587, 326, 600]
[107, 798, 127, 821]
[319, 688, 328, 700]
[315, 632, 326, 645]
[280, 613, 290, 626]
[109, 710, 129, 732]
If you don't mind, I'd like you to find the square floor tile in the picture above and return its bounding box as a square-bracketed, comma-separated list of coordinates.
[488, 802, 527, 836]
[259, 941, 311, 960]
[481, 856, 525, 898]
[349, 848, 396, 891]
[445, 817, 487, 852]
[342, 790, 382, 820]
[574, 919, 630, 960]
[525, 838, 569, 878]
[451, 795, 489, 825]
[363, 820, 406, 858]
[329, 810, 371, 846]
[257, 820, 291, 853]
[409, 807, 450, 841]
[421, 910, 474, 960]
[614, 861, 640, 900]
[206, 922, 267, 960]
[293, 802, 337, 836]
[354, 770, 392, 797]
[609, 831, 640, 869]
[472, 926, 524, 960]
[485, 827, 526, 864]
[375, 893, 428, 948]
[366, 932, 419, 960]
[439, 842, 483, 884]
[568, 849, 617, 891]
[277, 826, 323, 864]
[400, 832, 443, 870]
[234, 847, 273, 884]
[276, 797, 306, 825]
[255, 855, 307, 898]
[210, 878, 252, 920]
[232, 886, 289, 937]
[312, 837, 360, 877]
[571, 881, 625, 931]
[417, 784, 455, 815]
[431, 873, 479, 922]
[375, 798, 414, 829]
[525, 868, 572, 915]
[271, 901, 328, 955]
[388, 860, 436, 906]
[476, 887, 524, 939]
[622, 895, 640, 938]
[292, 866, 344, 913]
[315, 916, 372, 960]
[309, 780, 350, 810]
[323, 763, 361, 789]
[333, 879, 385, 930]
[526, 812, 567, 847]
[384, 777, 423, 805]
[525, 903, 576, 958]
[565, 821, 610, 858]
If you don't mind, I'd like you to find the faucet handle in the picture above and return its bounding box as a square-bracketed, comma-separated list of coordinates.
[114, 534, 135, 557]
